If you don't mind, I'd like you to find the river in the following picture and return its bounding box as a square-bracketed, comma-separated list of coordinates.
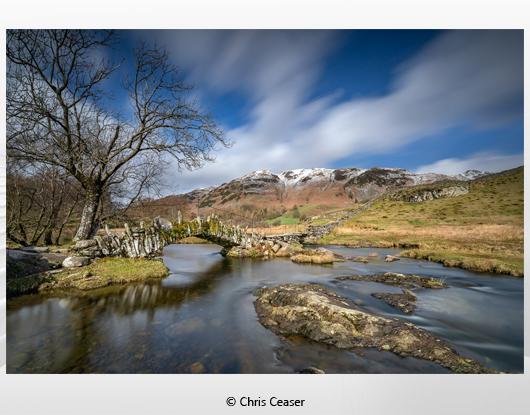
[6, 244, 524, 373]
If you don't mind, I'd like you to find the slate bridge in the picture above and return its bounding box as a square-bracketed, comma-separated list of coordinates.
[74, 214, 308, 259]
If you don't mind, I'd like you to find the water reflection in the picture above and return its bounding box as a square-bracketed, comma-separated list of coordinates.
[7, 244, 524, 373]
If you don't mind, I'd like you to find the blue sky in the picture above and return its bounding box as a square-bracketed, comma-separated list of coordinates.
[104, 30, 523, 193]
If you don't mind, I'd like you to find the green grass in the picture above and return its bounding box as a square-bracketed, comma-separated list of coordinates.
[266, 204, 326, 225]
[317, 167, 524, 276]
[43, 257, 169, 291]
[267, 216, 300, 225]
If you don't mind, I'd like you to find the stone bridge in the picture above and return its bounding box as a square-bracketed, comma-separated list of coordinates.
[73, 214, 299, 259]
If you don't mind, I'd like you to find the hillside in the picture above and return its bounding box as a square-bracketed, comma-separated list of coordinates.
[130, 166, 483, 226]
[318, 167, 524, 276]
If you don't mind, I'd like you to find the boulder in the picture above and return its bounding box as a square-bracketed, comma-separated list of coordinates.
[254, 284, 492, 373]
[62, 256, 91, 268]
[385, 255, 400, 262]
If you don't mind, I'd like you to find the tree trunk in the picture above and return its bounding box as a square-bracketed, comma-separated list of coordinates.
[44, 229, 53, 245]
[73, 190, 101, 241]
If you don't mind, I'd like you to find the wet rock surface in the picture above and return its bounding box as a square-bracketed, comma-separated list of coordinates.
[254, 283, 491, 373]
[336, 272, 448, 289]
[372, 289, 417, 314]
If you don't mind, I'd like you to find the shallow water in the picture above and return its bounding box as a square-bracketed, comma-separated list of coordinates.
[7, 244, 524, 373]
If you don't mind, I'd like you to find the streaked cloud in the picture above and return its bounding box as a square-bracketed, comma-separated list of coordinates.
[151, 30, 523, 192]
[416, 152, 523, 175]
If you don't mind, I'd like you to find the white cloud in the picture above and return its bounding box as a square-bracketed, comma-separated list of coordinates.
[151, 30, 523, 193]
[415, 152, 523, 175]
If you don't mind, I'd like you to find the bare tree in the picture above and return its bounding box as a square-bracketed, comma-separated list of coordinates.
[7, 162, 82, 246]
[7, 30, 227, 241]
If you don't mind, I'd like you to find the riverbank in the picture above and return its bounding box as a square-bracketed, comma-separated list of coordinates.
[7, 255, 169, 296]
[314, 168, 523, 277]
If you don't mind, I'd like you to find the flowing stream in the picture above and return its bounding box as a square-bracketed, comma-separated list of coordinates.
[7, 244, 523, 373]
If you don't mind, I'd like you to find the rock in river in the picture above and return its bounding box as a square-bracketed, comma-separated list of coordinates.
[336, 272, 448, 289]
[384, 255, 400, 262]
[291, 248, 338, 264]
[372, 289, 417, 314]
[254, 284, 491, 373]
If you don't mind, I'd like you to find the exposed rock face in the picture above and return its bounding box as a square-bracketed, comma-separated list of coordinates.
[372, 289, 417, 314]
[336, 272, 448, 289]
[62, 256, 91, 268]
[391, 184, 469, 203]
[254, 284, 491, 373]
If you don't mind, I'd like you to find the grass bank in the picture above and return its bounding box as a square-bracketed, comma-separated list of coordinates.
[8, 257, 169, 296]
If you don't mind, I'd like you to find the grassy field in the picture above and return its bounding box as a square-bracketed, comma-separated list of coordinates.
[266, 204, 341, 226]
[317, 167, 524, 276]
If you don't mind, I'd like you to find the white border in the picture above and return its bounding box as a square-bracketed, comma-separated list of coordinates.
[0, 1, 528, 414]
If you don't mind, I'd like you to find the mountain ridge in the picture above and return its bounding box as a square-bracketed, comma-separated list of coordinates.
[138, 166, 491, 223]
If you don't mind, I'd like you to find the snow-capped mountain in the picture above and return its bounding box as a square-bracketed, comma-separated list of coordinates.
[454, 169, 489, 181]
[184, 166, 484, 212]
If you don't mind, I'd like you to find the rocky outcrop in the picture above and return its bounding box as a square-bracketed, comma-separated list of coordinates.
[391, 184, 469, 203]
[254, 284, 492, 373]
[336, 272, 448, 289]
